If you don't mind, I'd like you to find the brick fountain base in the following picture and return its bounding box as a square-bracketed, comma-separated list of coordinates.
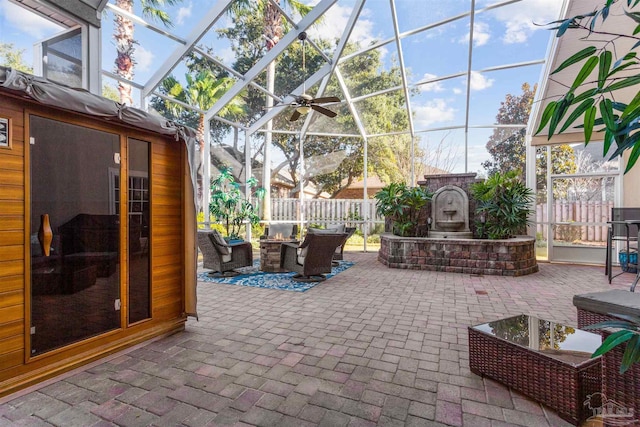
[378, 233, 538, 276]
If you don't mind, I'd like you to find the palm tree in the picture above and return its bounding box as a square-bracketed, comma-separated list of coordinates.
[113, 0, 181, 105]
[161, 70, 245, 209]
[228, 0, 311, 220]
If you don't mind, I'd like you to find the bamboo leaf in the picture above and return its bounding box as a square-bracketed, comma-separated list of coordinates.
[584, 105, 597, 144]
[549, 95, 571, 136]
[552, 46, 597, 74]
[572, 56, 599, 90]
[559, 98, 594, 133]
[598, 51, 612, 89]
[622, 91, 640, 119]
[572, 88, 599, 104]
[626, 141, 640, 173]
[599, 99, 615, 129]
[592, 330, 635, 357]
[604, 131, 614, 156]
[535, 102, 557, 135]
[626, 11, 640, 25]
[608, 75, 640, 92]
[556, 19, 572, 37]
[620, 334, 640, 373]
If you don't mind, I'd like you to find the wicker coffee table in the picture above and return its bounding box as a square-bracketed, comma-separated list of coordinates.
[468, 314, 602, 425]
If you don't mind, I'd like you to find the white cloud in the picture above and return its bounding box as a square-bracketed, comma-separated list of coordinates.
[457, 21, 491, 47]
[452, 88, 463, 95]
[134, 44, 154, 73]
[217, 46, 235, 67]
[0, 0, 62, 39]
[489, 0, 563, 44]
[307, 3, 376, 47]
[413, 99, 456, 129]
[469, 71, 493, 91]
[176, 3, 192, 26]
[419, 73, 445, 93]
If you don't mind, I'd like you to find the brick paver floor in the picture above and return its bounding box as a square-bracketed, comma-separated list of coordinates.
[0, 252, 633, 426]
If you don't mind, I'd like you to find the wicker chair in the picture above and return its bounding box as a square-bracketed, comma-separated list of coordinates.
[197, 230, 253, 277]
[307, 225, 356, 261]
[280, 232, 347, 282]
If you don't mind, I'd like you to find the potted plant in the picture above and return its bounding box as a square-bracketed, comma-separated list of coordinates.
[209, 167, 265, 241]
[374, 182, 432, 237]
[470, 170, 534, 239]
[588, 315, 640, 374]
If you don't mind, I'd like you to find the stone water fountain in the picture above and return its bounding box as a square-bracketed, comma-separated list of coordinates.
[378, 173, 537, 277]
[429, 184, 473, 238]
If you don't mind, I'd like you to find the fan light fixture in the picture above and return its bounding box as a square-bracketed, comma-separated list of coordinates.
[296, 105, 311, 115]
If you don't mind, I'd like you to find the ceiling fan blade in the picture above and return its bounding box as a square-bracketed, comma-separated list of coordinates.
[289, 110, 301, 122]
[311, 104, 337, 118]
[311, 96, 340, 104]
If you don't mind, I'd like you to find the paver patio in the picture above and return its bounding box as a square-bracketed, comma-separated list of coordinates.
[0, 252, 633, 426]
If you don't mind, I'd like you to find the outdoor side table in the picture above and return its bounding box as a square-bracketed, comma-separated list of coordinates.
[259, 239, 298, 272]
[468, 314, 602, 426]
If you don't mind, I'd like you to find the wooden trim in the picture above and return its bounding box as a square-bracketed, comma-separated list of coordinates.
[0, 116, 11, 149]
[1, 319, 185, 399]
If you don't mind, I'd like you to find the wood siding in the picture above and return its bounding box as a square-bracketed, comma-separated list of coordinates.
[0, 97, 26, 375]
[0, 94, 187, 398]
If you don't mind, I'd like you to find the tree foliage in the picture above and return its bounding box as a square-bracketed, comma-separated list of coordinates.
[0, 43, 32, 73]
[537, 0, 640, 172]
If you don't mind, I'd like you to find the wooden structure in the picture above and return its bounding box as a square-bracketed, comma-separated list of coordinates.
[0, 68, 198, 398]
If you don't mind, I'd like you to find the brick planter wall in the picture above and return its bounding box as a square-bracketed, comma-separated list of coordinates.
[378, 233, 538, 276]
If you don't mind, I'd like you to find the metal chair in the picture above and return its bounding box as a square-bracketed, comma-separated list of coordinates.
[197, 230, 253, 277]
[280, 232, 347, 282]
[605, 208, 640, 283]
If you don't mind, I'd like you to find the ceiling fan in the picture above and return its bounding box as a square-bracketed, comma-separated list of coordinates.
[284, 32, 340, 122]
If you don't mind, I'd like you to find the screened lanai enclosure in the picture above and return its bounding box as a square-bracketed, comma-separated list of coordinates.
[3, 0, 640, 263]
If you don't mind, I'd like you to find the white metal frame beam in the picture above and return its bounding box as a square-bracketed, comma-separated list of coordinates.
[141, 0, 234, 98]
[204, 0, 337, 122]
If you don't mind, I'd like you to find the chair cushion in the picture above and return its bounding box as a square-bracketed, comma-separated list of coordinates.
[297, 247, 307, 265]
[573, 289, 640, 318]
[208, 231, 230, 255]
[221, 248, 232, 263]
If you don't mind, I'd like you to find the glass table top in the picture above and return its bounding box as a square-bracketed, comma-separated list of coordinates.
[471, 314, 603, 365]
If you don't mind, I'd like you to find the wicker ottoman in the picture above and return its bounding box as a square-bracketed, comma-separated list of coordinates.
[573, 289, 640, 329]
[469, 314, 602, 425]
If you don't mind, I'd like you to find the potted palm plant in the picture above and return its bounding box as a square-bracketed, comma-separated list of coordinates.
[470, 170, 534, 239]
[209, 167, 265, 241]
[374, 182, 432, 237]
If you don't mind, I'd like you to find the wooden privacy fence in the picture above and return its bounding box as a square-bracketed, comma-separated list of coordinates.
[536, 200, 613, 242]
[259, 198, 383, 228]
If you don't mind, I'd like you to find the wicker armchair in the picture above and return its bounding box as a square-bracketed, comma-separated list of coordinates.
[280, 232, 347, 282]
[197, 230, 253, 277]
[307, 225, 356, 261]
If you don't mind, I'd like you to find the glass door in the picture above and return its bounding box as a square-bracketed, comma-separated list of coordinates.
[547, 173, 618, 264]
[30, 116, 121, 355]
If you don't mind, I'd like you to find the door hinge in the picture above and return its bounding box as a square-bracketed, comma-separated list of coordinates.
[30, 137, 35, 145]
[114, 299, 121, 310]
[30, 326, 35, 334]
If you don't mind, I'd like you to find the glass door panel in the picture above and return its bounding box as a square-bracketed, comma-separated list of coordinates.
[128, 138, 150, 324]
[549, 175, 616, 264]
[30, 116, 121, 355]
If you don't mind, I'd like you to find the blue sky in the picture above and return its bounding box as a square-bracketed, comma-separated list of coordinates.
[0, 0, 563, 175]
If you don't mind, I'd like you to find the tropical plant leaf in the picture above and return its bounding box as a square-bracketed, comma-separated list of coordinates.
[572, 56, 599, 90]
[620, 334, 640, 373]
[584, 105, 597, 143]
[598, 50, 612, 88]
[552, 46, 597, 74]
[592, 329, 635, 357]
[600, 99, 615, 129]
[559, 98, 595, 133]
[626, 142, 640, 173]
[572, 88, 599, 104]
[535, 102, 557, 134]
[608, 75, 640, 92]
[549, 94, 573, 136]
